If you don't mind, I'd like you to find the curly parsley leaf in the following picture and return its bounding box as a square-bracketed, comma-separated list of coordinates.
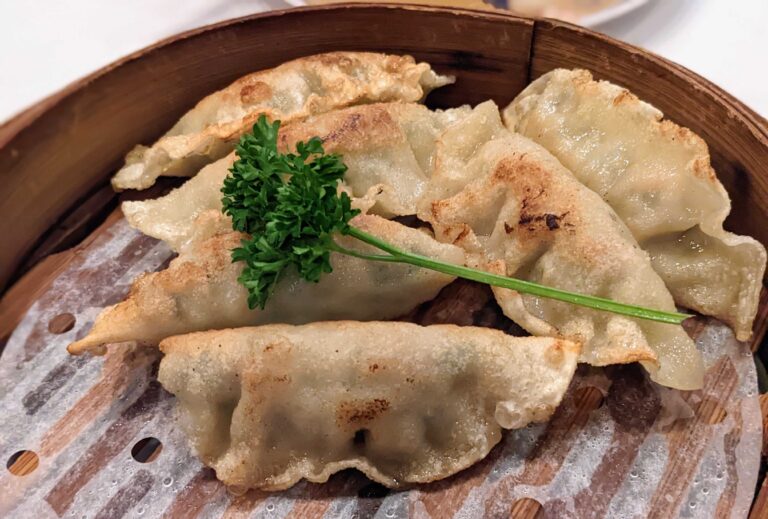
[221, 114, 690, 324]
[222, 116, 358, 309]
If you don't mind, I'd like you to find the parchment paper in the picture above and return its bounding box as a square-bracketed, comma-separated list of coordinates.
[0, 218, 761, 518]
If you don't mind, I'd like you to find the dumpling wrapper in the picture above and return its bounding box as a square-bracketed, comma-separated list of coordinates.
[122, 155, 237, 252]
[111, 52, 453, 191]
[504, 68, 766, 340]
[122, 102, 473, 251]
[419, 101, 703, 390]
[67, 214, 464, 354]
[158, 322, 580, 490]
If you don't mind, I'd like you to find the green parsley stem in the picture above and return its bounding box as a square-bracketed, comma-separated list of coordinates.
[345, 226, 691, 325]
[327, 241, 401, 263]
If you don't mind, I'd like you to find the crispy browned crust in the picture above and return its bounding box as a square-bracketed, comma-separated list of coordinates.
[112, 52, 452, 190]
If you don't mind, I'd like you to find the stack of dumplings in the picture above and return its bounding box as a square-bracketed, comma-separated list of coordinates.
[68, 52, 766, 490]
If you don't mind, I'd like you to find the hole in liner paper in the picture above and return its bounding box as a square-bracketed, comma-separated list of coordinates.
[48, 313, 76, 334]
[574, 385, 605, 410]
[131, 437, 162, 463]
[7, 450, 39, 476]
[696, 397, 727, 424]
[510, 497, 544, 518]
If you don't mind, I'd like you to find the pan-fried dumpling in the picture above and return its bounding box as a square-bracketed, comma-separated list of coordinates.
[158, 322, 580, 490]
[111, 52, 453, 191]
[122, 102, 473, 251]
[419, 101, 703, 390]
[275, 102, 471, 217]
[122, 155, 236, 252]
[67, 214, 464, 354]
[504, 69, 767, 340]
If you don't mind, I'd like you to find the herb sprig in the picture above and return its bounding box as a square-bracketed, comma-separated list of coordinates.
[222, 115, 690, 325]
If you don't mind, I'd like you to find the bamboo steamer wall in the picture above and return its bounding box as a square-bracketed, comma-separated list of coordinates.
[1, 5, 767, 295]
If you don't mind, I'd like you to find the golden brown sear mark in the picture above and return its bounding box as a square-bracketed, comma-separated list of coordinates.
[517, 212, 571, 231]
[239, 81, 273, 104]
[336, 398, 391, 428]
[322, 113, 363, 145]
[505, 212, 572, 234]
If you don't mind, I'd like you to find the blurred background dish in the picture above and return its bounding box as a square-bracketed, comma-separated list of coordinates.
[492, 0, 650, 25]
[1, 1, 766, 123]
[504, 0, 648, 26]
[300, 0, 649, 25]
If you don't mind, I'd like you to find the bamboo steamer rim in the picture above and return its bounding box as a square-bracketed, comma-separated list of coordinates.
[2, 3, 766, 143]
[0, 3, 767, 294]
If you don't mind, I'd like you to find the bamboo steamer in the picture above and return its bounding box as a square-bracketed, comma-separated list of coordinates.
[0, 5, 766, 518]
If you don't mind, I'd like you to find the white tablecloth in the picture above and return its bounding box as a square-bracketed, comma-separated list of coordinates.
[1, 0, 766, 124]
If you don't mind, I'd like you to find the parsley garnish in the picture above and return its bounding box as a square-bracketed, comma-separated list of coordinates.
[222, 115, 690, 325]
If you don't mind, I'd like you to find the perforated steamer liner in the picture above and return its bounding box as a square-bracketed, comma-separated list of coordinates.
[0, 217, 760, 518]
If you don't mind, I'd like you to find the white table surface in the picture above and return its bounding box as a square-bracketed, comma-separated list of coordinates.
[0, 0, 766, 125]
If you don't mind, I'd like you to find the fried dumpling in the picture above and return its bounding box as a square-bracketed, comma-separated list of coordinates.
[504, 68, 766, 340]
[419, 101, 703, 389]
[275, 102, 471, 217]
[158, 322, 580, 490]
[67, 214, 464, 354]
[122, 102, 473, 251]
[122, 155, 236, 252]
[111, 52, 453, 191]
